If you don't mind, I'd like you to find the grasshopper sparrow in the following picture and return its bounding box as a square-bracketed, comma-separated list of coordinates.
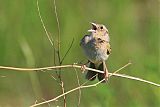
[80, 22, 111, 83]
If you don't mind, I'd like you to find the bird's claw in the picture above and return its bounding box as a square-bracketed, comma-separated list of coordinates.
[80, 65, 86, 73]
[104, 69, 109, 81]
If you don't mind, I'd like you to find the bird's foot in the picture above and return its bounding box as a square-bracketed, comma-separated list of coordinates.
[104, 69, 109, 81]
[80, 60, 90, 73]
[80, 64, 86, 73]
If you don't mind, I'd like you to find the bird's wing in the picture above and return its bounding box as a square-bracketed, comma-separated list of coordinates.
[80, 35, 92, 46]
[106, 42, 111, 55]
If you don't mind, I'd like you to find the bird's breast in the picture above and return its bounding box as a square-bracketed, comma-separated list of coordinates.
[81, 37, 109, 63]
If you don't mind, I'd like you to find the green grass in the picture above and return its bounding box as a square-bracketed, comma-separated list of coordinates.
[0, 0, 159, 107]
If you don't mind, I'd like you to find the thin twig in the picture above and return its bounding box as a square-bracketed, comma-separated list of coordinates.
[0, 63, 159, 87]
[30, 80, 103, 107]
[41, 98, 51, 107]
[111, 73, 160, 87]
[37, 0, 54, 47]
[0, 65, 104, 73]
[53, 0, 61, 64]
[109, 62, 131, 77]
[74, 68, 81, 107]
[60, 80, 66, 107]
[60, 38, 74, 64]
[53, 0, 61, 46]
[29, 62, 131, 107]
[52, 0, 66, 106]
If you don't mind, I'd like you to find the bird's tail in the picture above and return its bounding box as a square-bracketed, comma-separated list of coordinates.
[86, 62, 107, 83]
[97, 63, 106, 83]
[85, 62, 97, 81]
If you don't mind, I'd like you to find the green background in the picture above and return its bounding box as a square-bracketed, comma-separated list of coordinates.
[0, 0, 159, 107]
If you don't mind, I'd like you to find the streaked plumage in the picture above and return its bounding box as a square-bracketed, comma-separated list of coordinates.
[80, 22, 111, 83]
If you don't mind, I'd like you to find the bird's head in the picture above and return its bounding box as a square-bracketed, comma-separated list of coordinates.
[88, 22, 109, 42]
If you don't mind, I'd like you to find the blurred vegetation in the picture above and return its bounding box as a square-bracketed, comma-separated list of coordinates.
[0, 0, 159, 107]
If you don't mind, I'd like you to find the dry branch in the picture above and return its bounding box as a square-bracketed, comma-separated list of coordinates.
[0, 63, 159, 88]
[28, 62, 159, 107]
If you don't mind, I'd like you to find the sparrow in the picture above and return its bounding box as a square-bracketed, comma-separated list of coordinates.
[80, 22, 111, 83]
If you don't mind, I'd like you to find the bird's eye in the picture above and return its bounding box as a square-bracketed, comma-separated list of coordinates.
[100, 26, 103, 29]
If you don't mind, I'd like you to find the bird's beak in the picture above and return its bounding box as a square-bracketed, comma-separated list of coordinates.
[88, 22, 97, 32]
[88, 29, 95, 32]
[90, 22, 97, 27]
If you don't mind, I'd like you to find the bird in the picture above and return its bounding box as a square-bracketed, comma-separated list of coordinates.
[80, 22, 111, 83]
